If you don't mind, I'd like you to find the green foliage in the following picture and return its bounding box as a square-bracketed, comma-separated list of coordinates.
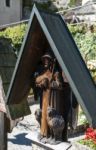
[78, 107, 88, 125]
[0, 23, 27, 55]
[69, 25, 96, 127]
[79, 139, 96, 150]
[68, 24, 87, 35]
[68, 24, 96, 61]
[68, 24, 96, 82]
[69, 0, 77, 6]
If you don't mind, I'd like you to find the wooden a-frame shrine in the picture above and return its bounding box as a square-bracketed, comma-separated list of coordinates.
[7, 5, 96, 127]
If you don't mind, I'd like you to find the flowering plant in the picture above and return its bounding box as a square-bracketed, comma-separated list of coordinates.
[85, 128, 96, 143]
[79, 128, 96, 149]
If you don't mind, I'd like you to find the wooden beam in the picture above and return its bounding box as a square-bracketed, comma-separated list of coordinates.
[0, 76, 7, 150]
[0, 112, 7, 150]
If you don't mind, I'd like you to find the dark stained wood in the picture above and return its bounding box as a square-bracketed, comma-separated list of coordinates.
[0, 37, 17, 95]
[0, 77, 7, 150]
[7, 6, 96, 127]
[0, 113, 7, 150]
[7, 16, 48, 104]
[8, 100, 31, 119]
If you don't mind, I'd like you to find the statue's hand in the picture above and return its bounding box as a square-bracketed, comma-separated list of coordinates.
[36, 78, 49, 89]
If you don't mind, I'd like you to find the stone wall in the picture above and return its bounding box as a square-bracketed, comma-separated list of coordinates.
[0, 0, 83, 26]
[0, 0, 22, 25]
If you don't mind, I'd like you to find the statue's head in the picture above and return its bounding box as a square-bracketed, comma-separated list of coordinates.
[41, 53, 53, 69]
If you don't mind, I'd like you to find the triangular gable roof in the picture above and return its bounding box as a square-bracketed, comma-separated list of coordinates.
[7, 5, 96, 127]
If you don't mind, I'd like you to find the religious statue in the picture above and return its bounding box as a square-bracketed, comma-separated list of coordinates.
[33, 52, 78, 145]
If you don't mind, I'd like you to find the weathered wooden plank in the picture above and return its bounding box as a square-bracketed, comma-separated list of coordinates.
[0, 76, 7, 150]
[7, 15, 48, 105]
[8, 100, 31, 120]
[0, 77, 6, 113]
[0, 113, 7, 150]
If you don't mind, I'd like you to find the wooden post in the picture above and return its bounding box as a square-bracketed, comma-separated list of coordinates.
[0, 113, 7, 150]
[0, 76, 7, 150]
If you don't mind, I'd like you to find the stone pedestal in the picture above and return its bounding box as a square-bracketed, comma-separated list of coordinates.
[32, 144, 45, 150]
[73, 142, 91, 150]
[26, 131, 72, 150]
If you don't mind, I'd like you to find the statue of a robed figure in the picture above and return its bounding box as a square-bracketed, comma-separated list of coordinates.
[33, 52, 78, 145]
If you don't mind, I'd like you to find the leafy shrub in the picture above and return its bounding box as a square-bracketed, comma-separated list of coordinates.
[69, 0, 78, 6]
[68, 24, 96, 61]
[0, 23, 27, 55]
[68, 24, 87, 35]
[68, 24, 96, 82]
[78, 106, 88, 125]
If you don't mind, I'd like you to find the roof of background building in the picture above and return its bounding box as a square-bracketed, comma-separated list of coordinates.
[74, 2, 96, 14]
[82, 0, 96, 5]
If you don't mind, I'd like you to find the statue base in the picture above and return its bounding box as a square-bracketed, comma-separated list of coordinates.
[26, 131, 72, 150]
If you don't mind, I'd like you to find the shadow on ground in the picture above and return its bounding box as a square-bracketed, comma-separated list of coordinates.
[8, 133, 32, 146]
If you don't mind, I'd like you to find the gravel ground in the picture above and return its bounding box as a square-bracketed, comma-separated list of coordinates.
[8, 103, 84, 150]
[8, 103, 39, 150]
